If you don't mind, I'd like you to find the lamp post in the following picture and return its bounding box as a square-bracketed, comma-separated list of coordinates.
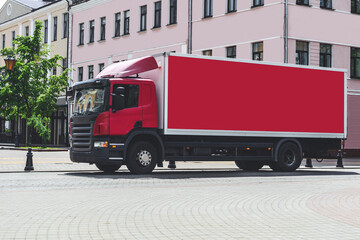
[4, 56, 18, 146]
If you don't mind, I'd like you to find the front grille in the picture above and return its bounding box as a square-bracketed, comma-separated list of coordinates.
[72, 123, 92, 151]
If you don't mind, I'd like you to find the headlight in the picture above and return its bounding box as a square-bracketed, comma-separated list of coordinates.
[94, 141, 108, 148]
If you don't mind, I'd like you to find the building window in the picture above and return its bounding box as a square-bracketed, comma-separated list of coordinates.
[99, 63, 104, 73]
[124, 10, 130, 35]
[53, 16, 57, 41]
[114, 13, 121, 37]
[88, 65, 94, 79]
[139, 6, 147, 31]
[203, 50, 212, 56]
[252, 42, 263, 61]
[351, 48, 360, 78]
[352, 0, 360, 14]
[204, 0, 213, 18]
[79, 23, 84, 45]
[296, 41, 309, 65]
[62, 58, 67, 72]
[52, 67, 57, 76]
[296, 0, 309, 5]
[320, 0, 332, 9]
[169, 0, 177, 24]
[25, 26, 29, 36]
[319, 44, 332, 68]
[11, 31, 15, 47]
[2, 34, 5, 49]
[44, 20, 48, 43]
[154, 1, 162, 28]
[63, 13, 69, 38]
[113, 84, 139, 109]
[253, 0, 264, 7]
[100, 17, 106, 41]
[89, 20, 95, 43]
[226, 46, 236, 58]
[227, 0, 237, 12]
[78, 67, 83, 82]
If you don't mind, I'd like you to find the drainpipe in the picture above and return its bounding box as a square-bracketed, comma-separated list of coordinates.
[284, 0, 288, 63]
[66, 0, 70, 146]
[66, 0, 70, 72]
[188, 0, 193, 54]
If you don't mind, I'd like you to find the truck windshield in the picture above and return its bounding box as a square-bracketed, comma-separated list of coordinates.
[73, 88, 105, 115]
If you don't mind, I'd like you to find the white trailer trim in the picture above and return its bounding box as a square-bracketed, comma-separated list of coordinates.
[164, 53, 169, 134]
[344, 72, 348, 139]
[166, 129, 345, 139]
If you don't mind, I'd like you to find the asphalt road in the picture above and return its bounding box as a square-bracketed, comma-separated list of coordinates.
[0, 150, 360, 239]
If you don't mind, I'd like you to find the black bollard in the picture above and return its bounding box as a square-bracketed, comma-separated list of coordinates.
[168, 160, 176, 169]
[305, 158, 313, 168]
[336, 149, 344, 168]
[24, 147, 34, 171]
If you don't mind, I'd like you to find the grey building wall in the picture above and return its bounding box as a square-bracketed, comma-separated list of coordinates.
[0, 0, 31, 24]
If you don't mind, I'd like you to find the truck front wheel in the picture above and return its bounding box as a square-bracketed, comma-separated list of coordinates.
[126, 141, 158, 174]
[273, 142, 302, 172]
[235, 161, 264, 171]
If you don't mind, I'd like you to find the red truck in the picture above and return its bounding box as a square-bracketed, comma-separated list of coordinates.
[69, 53, 347, 174]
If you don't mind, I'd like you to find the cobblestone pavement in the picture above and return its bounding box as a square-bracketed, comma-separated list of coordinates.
[0, 150, 360, 239]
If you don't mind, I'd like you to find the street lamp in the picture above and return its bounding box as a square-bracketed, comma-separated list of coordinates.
[3, 56, 19, 147]
[4, 56, 16, 71]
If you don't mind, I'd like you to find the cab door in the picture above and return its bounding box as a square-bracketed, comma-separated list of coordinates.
[109, 82, 142, 136]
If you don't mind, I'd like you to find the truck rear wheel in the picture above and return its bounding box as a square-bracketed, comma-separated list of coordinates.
[273, 142, 302, 172]
[235, 160, 264, 171]
[126, 141, 158, 174]
[95, 163, 121, 173]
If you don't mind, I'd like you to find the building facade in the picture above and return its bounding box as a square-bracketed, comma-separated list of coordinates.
[190, 0, 360, 153]
[69, 0, 189, 81]
[0, 0, 70, 146]
[70, 0, 360, 154]
[1, 0, 358, 151]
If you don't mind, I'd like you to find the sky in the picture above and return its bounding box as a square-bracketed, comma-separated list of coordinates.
[0, 0, 6, 10]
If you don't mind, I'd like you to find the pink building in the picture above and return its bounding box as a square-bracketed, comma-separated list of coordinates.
[70, 0, 360, 155]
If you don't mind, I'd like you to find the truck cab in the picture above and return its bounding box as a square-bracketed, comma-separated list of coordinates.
[70, 56, 160, 173]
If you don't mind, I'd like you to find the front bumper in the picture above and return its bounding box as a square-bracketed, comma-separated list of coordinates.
[70, 147, 109, 164]
[70, 143, 125, 165]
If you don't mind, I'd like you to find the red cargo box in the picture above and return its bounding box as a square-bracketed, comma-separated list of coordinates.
[164, 54, 347, 139]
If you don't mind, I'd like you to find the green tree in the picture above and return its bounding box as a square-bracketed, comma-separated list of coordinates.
[0, 21, 70, 144]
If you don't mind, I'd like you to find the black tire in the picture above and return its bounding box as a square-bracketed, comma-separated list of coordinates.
[235, 160, 264, 171]
[269, 162, 280, 172]
[273, 142, 302, 172]
[126, 141, 158, 174]
[95, 163, 121, 173]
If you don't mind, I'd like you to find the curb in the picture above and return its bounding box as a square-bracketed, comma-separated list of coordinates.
[0, 146, 69, 152]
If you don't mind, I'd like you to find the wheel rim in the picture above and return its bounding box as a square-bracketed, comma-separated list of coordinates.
[137, 150, 152, 167]
[283, 149, 295, 165]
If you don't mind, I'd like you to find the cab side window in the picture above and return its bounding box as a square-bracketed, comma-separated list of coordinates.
[113, 84, 139, 109]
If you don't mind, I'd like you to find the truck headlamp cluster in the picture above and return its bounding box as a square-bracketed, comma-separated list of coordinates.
[94, 141, 108, 148]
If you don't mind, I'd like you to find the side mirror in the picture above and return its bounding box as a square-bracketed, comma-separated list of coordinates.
[112, 87, 125, 112]
[114, 86, 125, 95]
